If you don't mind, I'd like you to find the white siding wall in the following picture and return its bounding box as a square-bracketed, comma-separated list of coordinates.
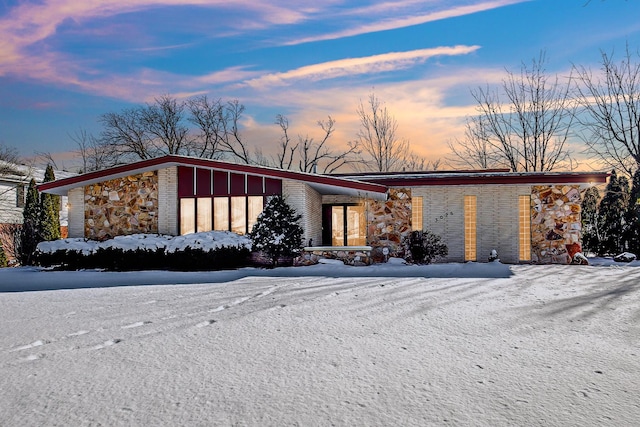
[282, 180, 322, 246]
[412, 184, 531, 264]
[158, 167, 178, 235]
[0, 182, 21, 224]
[67, 187, 85, 238]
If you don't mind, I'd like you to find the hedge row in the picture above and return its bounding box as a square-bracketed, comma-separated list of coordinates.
[34, 246, 252, 271]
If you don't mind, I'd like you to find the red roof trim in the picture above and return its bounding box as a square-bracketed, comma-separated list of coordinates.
[361, 173, 609, 187]
[37, 155, 388, 195]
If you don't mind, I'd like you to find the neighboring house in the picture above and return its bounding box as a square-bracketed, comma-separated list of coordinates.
[38, 155, 609, 264]
[0, 162, 75, 262]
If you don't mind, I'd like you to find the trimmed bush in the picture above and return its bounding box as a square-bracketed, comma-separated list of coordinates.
[34, 245, 251, 271]
[33, 232, 252, 271]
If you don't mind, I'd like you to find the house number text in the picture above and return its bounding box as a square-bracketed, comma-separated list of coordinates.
[434, 211, 454, 222]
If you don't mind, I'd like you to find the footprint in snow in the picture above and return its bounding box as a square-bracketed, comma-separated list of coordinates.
[23, 354, 43, 362]
[11, 340, 47, 352]
[121, 321, 151, 329]
[92, 339, 122, 350]
[195, 320, 216, 328]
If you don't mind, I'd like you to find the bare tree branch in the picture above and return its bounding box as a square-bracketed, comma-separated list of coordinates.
[574, 45, 640, 176]
[354, 92, 411, 172]
[451, 51, 575, 172]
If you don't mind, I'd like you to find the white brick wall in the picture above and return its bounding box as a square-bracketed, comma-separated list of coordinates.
[412, 184, 531, 264]
[67, 187, 84, 238]
[158, 167, 178, 235]
[282, 180, 322, 246]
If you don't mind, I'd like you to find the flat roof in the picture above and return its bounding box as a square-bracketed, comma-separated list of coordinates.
[334, 170, 610, 186]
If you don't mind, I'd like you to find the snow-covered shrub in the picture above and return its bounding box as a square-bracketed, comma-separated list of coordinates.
[404, 230, 448, 264]
[33, 232, 252, 271]
[613, 252, 636, 263]
[249, 195, 303, 267]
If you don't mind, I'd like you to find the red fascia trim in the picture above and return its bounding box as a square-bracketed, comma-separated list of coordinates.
[366, 173, 609, 187]
[37, 155, 388, 195]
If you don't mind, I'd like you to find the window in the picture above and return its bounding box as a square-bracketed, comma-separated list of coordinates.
[197, 198, 212, 232]
[346, 205, 366, 246]
[412, 196, 423, 231]
[231, 196, 246, 234]
[180, 198, 196, 235]
[16, 184, 25, 208]
[247, 196, 263, 233]
[325, 204, 366, 246]
[519, 195, 531, 261]
[181, 196, 264, 235]
[213, 197, 229, 231]
[464, 195, 477, 261]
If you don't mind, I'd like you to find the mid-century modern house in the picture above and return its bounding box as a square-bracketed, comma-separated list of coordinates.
[38, 155, 609, 264]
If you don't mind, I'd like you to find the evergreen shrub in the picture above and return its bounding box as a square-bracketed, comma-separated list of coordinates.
[404, 230, 448, 264]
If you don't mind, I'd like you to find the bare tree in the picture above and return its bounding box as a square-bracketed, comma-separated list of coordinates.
[573, 46, 640, 176]
[0, 143, 20, 176]
[451, 52, 575, 172]
[141, 95, 190, 155]
[273, 115, 360, 173]
[447, 115, 505, 169]
[402, 154, 441, 171]
[186, 95, 225, 160]
[274, 114, 298, 170]
[354, 93, 410, 172]
[216, 100, 252, 164]
[71, 129, 117, 172]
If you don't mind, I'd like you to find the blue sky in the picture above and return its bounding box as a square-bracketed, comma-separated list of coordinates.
[1, 0, 639, 170]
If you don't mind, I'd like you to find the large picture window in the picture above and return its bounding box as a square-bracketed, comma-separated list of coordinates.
[180, 196, 264, 235]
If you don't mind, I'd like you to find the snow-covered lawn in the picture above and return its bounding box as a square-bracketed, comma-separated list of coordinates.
[1, 260, 639, 426]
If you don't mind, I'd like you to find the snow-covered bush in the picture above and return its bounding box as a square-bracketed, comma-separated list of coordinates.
[613, 252, 636, 263]
[249, 195, 303, 267]
[404, 230, 448, 264]
[34, 232, 252, 271]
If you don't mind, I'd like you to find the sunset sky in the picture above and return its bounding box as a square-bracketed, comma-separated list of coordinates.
[1, 0, 639, 171]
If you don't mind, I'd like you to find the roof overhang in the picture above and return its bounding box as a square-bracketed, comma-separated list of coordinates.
[342, 171, 610, 187]
[37, 155, 389, 199]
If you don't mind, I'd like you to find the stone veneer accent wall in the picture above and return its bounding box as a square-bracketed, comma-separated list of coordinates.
[84, 171, 158, 240]
[367, 188, 412, 260]
[530, 185, 582, 264]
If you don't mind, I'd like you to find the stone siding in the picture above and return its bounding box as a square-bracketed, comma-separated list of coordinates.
[530, 185, 582, 264]
[367, 188, 412, 260]
[84, 172, 158, 240]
